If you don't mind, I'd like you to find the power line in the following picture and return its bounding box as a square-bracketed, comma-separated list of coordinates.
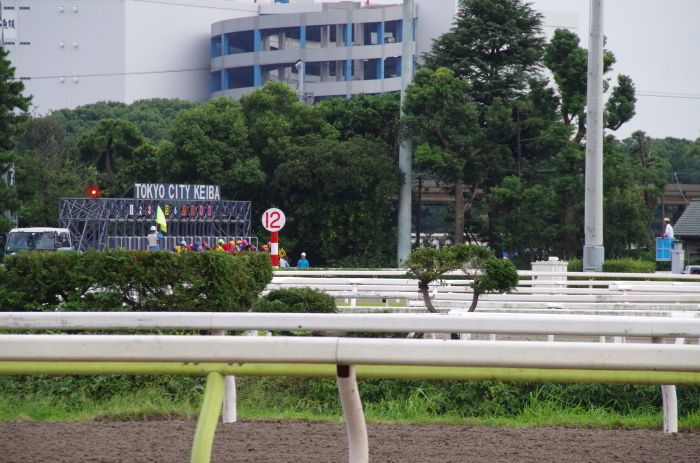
[19, 66, 700, 102]
[637, 92, 700, 100]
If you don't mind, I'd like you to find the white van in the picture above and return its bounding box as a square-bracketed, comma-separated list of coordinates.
[683, 265, 700, 275]
[4, 227, 73, 255]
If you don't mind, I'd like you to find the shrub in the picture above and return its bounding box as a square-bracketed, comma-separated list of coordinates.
[602, 259, 655, 273]
[567, 258, 582, 272]
[252, 287, 337, 314]
[0, 250, 273, 312]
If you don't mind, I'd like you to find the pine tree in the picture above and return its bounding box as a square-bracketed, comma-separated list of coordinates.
[0, 45, 32, 231]
[422, 0, 546, 106]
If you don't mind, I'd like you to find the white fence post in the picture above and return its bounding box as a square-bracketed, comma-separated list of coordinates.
[337, 365, 368, 463]
[653, 336, 678, 433]
[212, 329, 237, 423]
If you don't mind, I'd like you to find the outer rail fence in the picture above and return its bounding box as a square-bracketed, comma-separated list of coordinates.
[1, 334, 700, 463]
[3, 312, 700, 463]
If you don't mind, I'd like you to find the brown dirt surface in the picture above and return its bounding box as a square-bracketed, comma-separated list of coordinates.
[1, 420, 700, 462]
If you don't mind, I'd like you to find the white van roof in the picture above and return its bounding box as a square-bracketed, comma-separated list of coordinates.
[10, 227, 70, 233]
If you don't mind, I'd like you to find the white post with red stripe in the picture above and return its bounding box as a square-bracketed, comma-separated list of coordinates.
[262, 208, 286, 268]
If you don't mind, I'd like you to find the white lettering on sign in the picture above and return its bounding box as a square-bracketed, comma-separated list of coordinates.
[133, 183, 220, 200]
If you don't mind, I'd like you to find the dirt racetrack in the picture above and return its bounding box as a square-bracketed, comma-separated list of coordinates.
[1, 420, 700, 463]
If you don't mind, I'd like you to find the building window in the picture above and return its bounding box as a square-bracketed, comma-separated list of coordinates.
[211, 36, 221, 58]
[363, 58, 381, 80]
[384, 20, 400, 43]
[260, 62, 300, 87]
[228, 66, 254, 89]
[306, 25, 322, 49]
[211, 71, 222, 92]
[363, 22, 381, 45]
[227, 30, 254, 55]
[384, 57, 401, 78]
[305, 61, 322, 83]
[260, 27, 301, 51]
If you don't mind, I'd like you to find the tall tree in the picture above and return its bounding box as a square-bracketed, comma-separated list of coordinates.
[422, 0, 545, 106]
[274, 136, 403, 267]
[317, 93, 401, 160]
[0, 46, 31, 231]
[622, 131, 668, 242]
[543, 28, 638, 259]
[402, 67, 513, 244]
[420, 0, 545, 250]
[14, 115, 93, 227]
[77, 119, 144, 197]
[157, 97, 265, 200]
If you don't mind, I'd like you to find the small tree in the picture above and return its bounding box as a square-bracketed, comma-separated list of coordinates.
[405, 244, 519, 313]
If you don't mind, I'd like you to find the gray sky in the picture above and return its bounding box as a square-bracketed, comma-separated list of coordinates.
[531, 0, 700, 142]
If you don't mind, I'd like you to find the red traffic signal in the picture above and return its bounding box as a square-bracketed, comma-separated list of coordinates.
[88, 187, 99, 198]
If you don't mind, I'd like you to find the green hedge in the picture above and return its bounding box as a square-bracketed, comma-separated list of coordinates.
[602, 259, 656, 273]
[252, 287, 337, 314]
[0, 250, 273, 312]
[567, 258, 655, 273]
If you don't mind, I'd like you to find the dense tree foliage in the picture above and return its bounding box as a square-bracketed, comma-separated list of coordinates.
[402, 67, 512, 244]
[77, 119, 144, 196]
[412, 0, 655, 264]
[0, 46, 31, 232]
[12, 87, 402, 266]
[54, 99, 199, 143]
[9, 0, 691, 268]
[13, 115, 92, 227]
[422, 0, 545, 106]
[317, 92, 401, 158]
[156, 97, 264, 200]
[275, 136, 402, 266]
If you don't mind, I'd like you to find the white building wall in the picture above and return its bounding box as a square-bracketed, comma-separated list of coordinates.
[3, 0, 256, 115]
[414, 0, 458, 60]
[4, 0, 126, 114]
[2, 0, 579, 114]
[123, 0, 257, 104]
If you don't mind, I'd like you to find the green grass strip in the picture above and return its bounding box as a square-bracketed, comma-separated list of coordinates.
[3, 362, 700, 386]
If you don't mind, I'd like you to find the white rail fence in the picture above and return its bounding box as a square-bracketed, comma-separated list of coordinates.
[3, 312, 700, 435]
[1, 324, 700, 463]
[268, 269, 700, 314]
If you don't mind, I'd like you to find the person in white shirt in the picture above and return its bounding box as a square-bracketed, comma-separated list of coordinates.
[663, 218, 674, 238]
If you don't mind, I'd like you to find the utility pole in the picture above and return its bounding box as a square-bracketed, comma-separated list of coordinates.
[397, 0, 414, 267]
[415, 177, 422, 248]
[583, 0, 605, 271]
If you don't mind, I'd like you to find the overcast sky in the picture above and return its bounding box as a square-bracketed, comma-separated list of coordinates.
[530, 0, 700, 142]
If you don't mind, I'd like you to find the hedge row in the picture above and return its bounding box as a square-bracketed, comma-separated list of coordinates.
[567, 258, 656, 273]
[0, 250, 273, 312]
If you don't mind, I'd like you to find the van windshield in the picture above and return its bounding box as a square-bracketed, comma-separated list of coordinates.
[5, 232, 71, 253]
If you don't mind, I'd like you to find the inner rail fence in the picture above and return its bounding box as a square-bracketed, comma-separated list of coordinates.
[268, 268, 700, 314]
[3, 311, 700, 463]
